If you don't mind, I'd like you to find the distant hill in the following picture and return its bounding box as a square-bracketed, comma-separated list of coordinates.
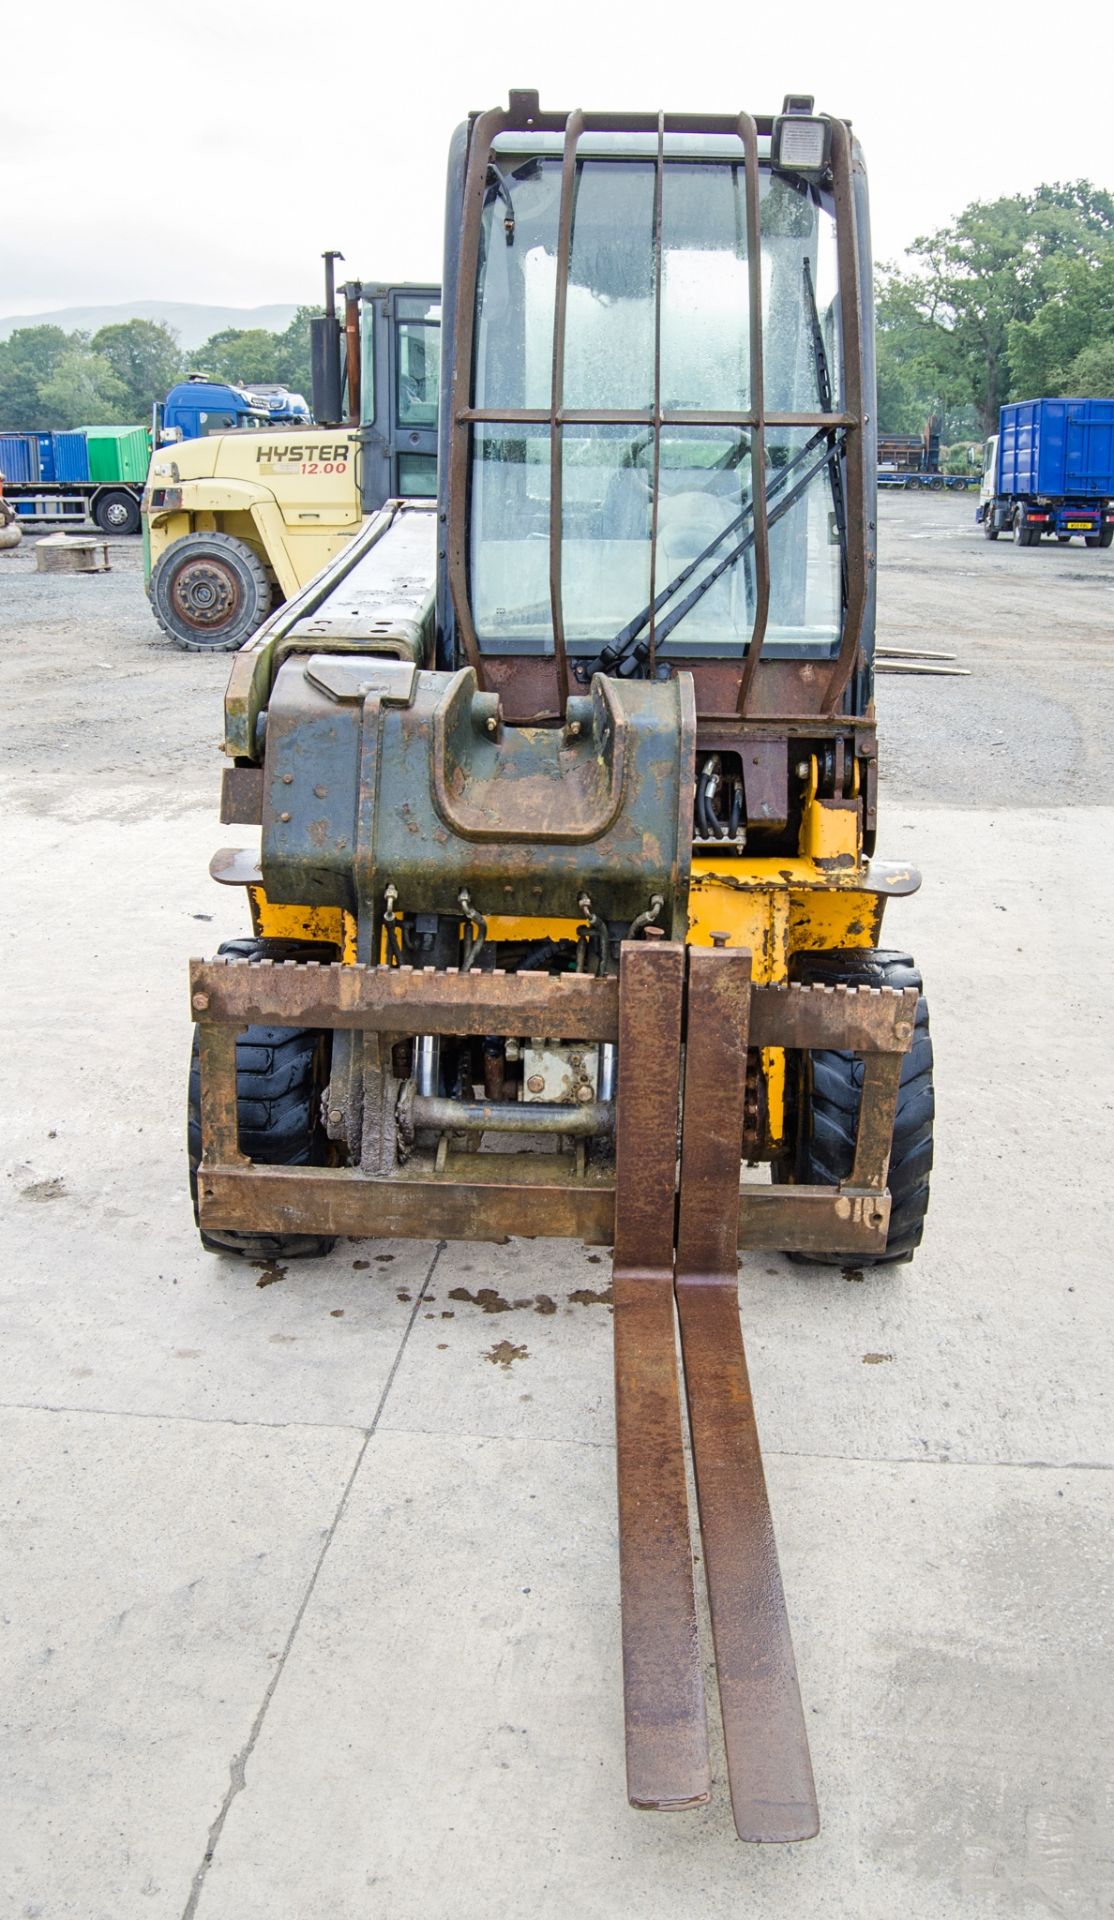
[0, 300, 302, 349]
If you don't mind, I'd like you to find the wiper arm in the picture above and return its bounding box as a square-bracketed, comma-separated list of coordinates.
[590, 430, 832, 676]
[651, 433, 846, 652]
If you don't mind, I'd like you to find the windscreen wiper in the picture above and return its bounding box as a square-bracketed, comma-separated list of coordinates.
[587, 429, 835, 678]
[646, 432, 846, 655]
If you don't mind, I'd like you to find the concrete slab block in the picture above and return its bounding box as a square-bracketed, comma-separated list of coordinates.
[0, 815, 433, 1428]
[0, 1406, 361, 1920]
[191, 1433, 1114, 1920]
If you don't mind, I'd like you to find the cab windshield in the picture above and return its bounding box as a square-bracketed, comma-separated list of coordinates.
[467, 147, 844, 659]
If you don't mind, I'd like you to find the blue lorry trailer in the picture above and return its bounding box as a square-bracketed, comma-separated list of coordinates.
[0, 383, 310, 532]
[977, 398, 1114, 546]
[0, 426, 147, 532]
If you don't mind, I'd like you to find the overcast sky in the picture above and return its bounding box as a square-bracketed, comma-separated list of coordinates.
[5, 0, 1112, 317]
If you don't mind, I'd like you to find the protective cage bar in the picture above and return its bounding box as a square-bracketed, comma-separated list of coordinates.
[446, 100, 868, 719]
[191, 956, 917, 1252]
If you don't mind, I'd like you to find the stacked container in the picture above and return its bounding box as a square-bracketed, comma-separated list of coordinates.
[83, 425, 150, 484]
[0, 432, 40, 484]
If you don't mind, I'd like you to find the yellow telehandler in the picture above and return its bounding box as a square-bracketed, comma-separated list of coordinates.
[187, 93, 933, 1843]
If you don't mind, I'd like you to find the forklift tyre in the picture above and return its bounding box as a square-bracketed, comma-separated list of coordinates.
[776, 949, 934, 1265]
[93, 489, 141, 535]
[151, 531, 273, 651]
[188, 938, 337, 1259]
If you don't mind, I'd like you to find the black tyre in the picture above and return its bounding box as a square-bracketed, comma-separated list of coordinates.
[188, 938, 337, 1259]
[1085, 526, 1113, 548]
[983, 517, 999, 540]
[150, 531, 273, 651]
[776, 948, 933, 1265]
[93, 489, 141, 535]
[1012, 514, 1033, 546]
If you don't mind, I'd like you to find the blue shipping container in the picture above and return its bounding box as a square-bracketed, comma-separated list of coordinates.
[999, 398, 1114, 498]
[36, 431, 56, 482]
[51, 430, 89, 484]
[0, 432, 40, 484]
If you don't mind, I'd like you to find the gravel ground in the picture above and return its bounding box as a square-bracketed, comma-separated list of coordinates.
[875, 491, 1114, 807]
[1, 493, 1111, 820]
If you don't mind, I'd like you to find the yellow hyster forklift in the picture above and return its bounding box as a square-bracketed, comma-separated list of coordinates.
[145, 266, 440, 649]
[188, 94, 933, 1843]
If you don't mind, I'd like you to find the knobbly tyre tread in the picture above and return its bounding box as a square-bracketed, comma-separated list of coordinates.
[150, 530, 273, 651]
[779, 948, 933, 1264]
[188, 938, 337, 1258]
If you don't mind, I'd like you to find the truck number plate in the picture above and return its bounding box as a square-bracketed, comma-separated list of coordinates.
[1066, 521, 1091, 529]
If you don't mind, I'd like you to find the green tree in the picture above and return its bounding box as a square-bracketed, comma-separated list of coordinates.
[91, 319, 183, 417]
[272, 305, 316, 399]
[189, 327, 281, 385]
[1063, 338, 1114, 396]
[875, 179, 1114, 433]
[37, 349, 128, 428]
[0, 324, 74, 428]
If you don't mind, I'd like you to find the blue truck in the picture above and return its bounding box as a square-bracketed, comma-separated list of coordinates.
[154, 376, 310, 445]
[977, 397, 1114, 546]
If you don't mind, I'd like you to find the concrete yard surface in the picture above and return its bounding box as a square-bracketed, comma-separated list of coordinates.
[1, 498, 1112, 1918]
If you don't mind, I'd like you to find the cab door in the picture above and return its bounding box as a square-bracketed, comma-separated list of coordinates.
[357, 285, 440, 513]
[389, 289, 440, 499]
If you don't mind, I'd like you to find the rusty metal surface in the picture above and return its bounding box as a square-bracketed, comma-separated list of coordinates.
[821, 114, 868, 718]
[611, 941, 711, 1812]
[219, 767, 264, 826]
[190, 957, 620, 1040]
[675, 947, 818, 1843]
[197, 1163, 615, 1243]
[748, 982, 918, 1052]
[738, 1183, 889, 1251]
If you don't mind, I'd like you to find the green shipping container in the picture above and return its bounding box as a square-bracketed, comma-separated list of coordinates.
[83, 425, 150, 485]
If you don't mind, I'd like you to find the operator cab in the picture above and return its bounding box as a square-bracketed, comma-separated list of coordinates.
[437, 97, 873, 724]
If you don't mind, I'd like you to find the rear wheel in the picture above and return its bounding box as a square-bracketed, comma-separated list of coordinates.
[188, 938, 337, 1259]
[151, 531, 273, 651]
[776, 949, 934, 1265]
[1085, 526, 1113, 548]
[93, 489, 140, 535]
[1013, 513, 1034, 546]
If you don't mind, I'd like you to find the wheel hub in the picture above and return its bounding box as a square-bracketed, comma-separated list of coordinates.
[170, 558, 241, 629]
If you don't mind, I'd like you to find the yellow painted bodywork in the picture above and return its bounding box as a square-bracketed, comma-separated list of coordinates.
[238, 773, 881, 1151]
[146, 428, 364, 598]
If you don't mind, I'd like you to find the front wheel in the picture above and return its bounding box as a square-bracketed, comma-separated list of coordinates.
[983, 517, 999, 540]
[93, 489, 141, 535]
[775, 949, 934, 1264]
[188, 938, 337, 1259]
[150, 531, 273, 651]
